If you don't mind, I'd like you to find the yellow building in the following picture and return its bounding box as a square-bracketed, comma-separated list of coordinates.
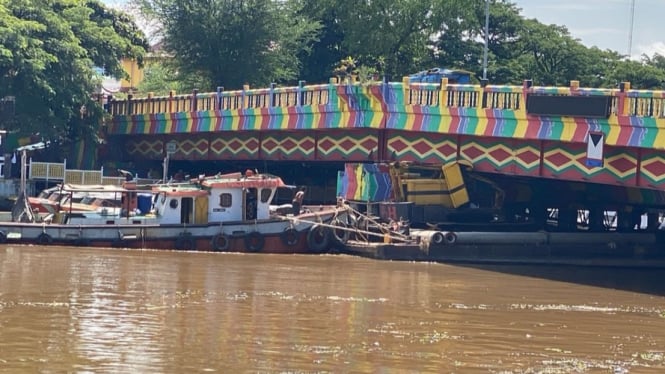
[120, 58, 144, 92]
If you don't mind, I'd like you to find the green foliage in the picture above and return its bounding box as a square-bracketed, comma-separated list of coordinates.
[136, 0, 320, 90]
[132, 0, 665, 90]
[136, 60, 203, 96]
[0, 0, 148, 157]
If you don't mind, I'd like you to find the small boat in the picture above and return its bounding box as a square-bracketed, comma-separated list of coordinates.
[1, 171, 348, 253]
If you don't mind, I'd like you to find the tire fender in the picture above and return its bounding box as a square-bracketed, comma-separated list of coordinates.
[307, 224, 331, 253]
[211, 233, 230, 251]
[175, 234, 195, 251]
[37, 233, 53, 245]
[280, 228, 300, 247]
[331, 219, 350, 246]
[245, 232, 265, 252]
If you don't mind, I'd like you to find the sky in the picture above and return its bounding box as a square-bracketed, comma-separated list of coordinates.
[102, 0, 665, 59]
[514, 0, 665, 59]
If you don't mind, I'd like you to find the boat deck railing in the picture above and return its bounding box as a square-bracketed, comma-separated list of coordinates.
[29, 160, 125, 186]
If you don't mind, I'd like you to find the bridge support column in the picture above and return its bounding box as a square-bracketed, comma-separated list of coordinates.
[616, 210, 641, 232]
[588, 208, 606, 232]
[647, 212, 659, 231]
[558, 208, 577, 232]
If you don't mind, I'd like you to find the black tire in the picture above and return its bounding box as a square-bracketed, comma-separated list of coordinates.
[307, 224, 330, 253]
[244, 232, 265, 252]
[0, 231, 6, 244]
[280, 228, 300, 247]
[175, 234, 195, 251]
[37, 233, 53, 245]
[211, 233, 230, 251]
[331, 219, 350, 247]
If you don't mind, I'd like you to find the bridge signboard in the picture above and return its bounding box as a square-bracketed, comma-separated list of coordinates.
[166, 140, 177, 155]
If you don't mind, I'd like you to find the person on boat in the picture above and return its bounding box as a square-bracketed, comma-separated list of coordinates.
[292, 187, 306, 216]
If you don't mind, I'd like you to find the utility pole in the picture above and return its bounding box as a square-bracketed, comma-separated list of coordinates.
[482, 0, 490, 80]
[628, 0, 635, 58]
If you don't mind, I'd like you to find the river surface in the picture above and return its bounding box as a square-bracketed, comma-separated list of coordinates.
[1, 245, 665, 373]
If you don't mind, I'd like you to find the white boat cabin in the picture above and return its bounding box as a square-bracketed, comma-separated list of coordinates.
[151, 172, 283, 224]
[56, 172, 286, 225]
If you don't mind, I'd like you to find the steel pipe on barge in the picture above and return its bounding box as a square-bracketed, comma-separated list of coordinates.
[409, 230, 447, 245]
[421, 231, 550, 246]
[412, 230, 658, 246]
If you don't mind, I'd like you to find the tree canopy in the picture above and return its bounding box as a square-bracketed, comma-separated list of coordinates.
[0, 0, 148, 154]
[136, 0, 320, 90]
[134, 0, 665, 91]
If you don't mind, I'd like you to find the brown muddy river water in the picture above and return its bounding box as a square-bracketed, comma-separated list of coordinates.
[1, 245, 664, 373]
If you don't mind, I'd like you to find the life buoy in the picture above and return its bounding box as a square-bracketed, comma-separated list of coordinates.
[307, 224, 330, 253]
[37, 233, 53, 245]
[0, 231, 6, 244]
[331, 219, 350, 246]
[444, 232, 457, 245]
[211, 233, 230, 251]
[280, 228, 300, 247]
[175, 234, 195, 251]
[245, 231, 265, 252]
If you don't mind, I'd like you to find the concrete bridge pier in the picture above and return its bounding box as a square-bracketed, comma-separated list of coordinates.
[588, 208, 606, 232]
[647, 212, 660, 231]
[615, 210, 643, 232]
[557, 208, 578, 232]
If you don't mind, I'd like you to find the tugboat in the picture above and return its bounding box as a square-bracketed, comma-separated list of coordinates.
[1, 170, 348, 253]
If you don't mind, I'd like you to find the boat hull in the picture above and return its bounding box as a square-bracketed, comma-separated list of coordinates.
[0, 209, 344, 254]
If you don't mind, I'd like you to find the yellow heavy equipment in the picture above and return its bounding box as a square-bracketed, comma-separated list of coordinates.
[388, 160, 505, 210]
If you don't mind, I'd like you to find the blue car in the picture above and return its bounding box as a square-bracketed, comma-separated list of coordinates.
[408, 68, 472, 84]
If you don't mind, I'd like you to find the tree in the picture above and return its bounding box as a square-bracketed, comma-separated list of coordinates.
[606, 59, 665, 90]
[0, 0, 148, 158]
[135, 0, 320, 90]
[137, 60, 205, 96]
[296, 0, 346, 84]
[335, 0, 473, 78]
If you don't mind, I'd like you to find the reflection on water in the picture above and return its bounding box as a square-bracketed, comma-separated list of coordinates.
[1, 245, 665, 373]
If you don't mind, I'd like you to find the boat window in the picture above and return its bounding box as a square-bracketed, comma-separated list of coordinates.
[219, 193, 232, 207]
[169, 198, 178, 209]
[260, 188, 272, 203]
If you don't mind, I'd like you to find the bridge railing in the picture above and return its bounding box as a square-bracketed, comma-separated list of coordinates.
[106, 78, 665, 121]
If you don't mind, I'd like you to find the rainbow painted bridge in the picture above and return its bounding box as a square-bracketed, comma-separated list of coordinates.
[104, 77, 665, 219]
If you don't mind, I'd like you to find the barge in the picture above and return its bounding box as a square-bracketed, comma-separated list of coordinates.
[336, 161, 665, 266]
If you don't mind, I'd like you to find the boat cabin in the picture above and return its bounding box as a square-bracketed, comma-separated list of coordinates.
[50, 172, 287, 225]
[150, 172, 285, 224]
